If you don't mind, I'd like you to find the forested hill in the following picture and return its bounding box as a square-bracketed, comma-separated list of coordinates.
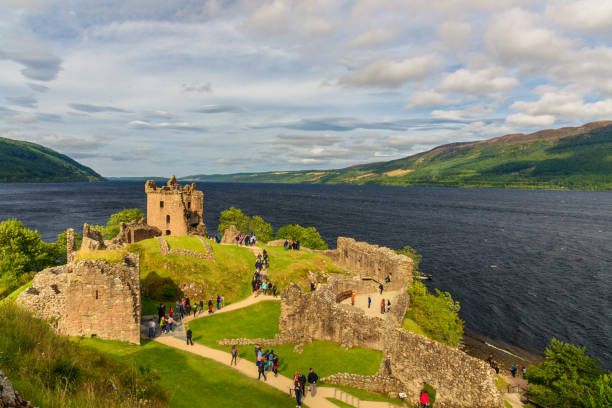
[0, 137, 104, 182]
[183, 121, 612, 191]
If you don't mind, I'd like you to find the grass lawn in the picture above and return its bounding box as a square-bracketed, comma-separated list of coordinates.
[0, 280, 32, 305]
[74, 249, 127, 264]
[401, 316, 427, 337]
[259, 245, 346, 291]
[504, 400, 513, 408]
[326, 397, 354, 408]
[165, 236, 207, 254]
[81, 337, 298, 408]
[319, 384, 404, 406]
[142, 298, 178, 316]
[188, 301, 382, 378]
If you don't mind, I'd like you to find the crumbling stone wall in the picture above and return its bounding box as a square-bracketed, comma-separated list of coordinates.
[320, 237, 414, 290]
[156, 236, 214, 261]
[16, 255, 141, 344]
[66, 228, 76, 263]
[221, 225, 240, 244]
[320, 372, 402, 395]
[0, 371, 34, 408]
[81, 223, 105, 251]
[111, 218, 161, 245]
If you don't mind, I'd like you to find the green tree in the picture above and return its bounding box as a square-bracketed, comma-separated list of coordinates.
[526, 338, 604, 408]
[0, 219, 57, 297]
[406, 280, 464, 347]
[54, 230, 83, 264]
[104, 208, 144, 239]
[249, 216, 274, 243]
[275, 224, 328, 250]
[218, 207, 250, 235]
[395, 245, 422, 271]
[587, 374, 612, 408]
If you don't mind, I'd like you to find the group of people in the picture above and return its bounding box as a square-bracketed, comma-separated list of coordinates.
[283, 240, 300, 250]
[486, 353, 526, 379]
[292, 368, 319, 407]
[148, 295, 226, 338]
[252, 345, 280, 380]
[252, 251, 277, 296]
[236, 233, 256, 246]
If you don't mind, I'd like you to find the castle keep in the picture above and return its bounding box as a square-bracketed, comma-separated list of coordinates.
[145, 176, 207, 236]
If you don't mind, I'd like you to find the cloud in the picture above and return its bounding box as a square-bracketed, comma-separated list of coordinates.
[182, 83, 212, 93]
[27, 83, 50, 92]
[505, 113, 556, 127]
[510, 91, 612, 119]
[251, 117, 465, 132]
[271, 134, 342, 146]
[5, 95, 38, 108]
[438, 68, 518, 95]
[349, 28, 396, 48]
[69, 103, 127, 113]
[195, 104, 245, 113]
[0, 48, 63, 81]
[338, 54, 440, 87]
[437, 21, 472, 48]
[546, 0, 612, 33]
[141, 110, 177, 120]
[431, 109, 464, 121]
[127, 120, 206, 132]
[406, 90, 453, 109]
[245, 0, 291, 35]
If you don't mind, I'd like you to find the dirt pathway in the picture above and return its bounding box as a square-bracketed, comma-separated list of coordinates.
[154, 293, 396, 408]
[339, 289, 402, 319]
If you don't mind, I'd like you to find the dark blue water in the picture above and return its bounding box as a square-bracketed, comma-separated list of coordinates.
[1, 181, 610, 369]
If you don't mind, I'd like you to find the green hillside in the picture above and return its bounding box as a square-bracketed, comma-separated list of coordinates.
[182, 121, 612, 190]
[0, 137, 104, 182]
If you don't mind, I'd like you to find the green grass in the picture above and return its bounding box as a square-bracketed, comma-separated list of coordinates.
[421, 384, 437, 406]
[0, 302, 167, 408]
[496, 375, 509, 391]
[260, 244, 346, 291]
[319, 383, 404, 406]
[74, 249, 127, 264]
[81, 338, 296, 408]
[0, 280, 32, 305]
[504, 400, 513, 408]
[401, 316, 427, 337]
[188, 301, 382, 378]
[141, 298, 177, 316]
[165, 236, 207, 254]
[326, 397, 355, 408]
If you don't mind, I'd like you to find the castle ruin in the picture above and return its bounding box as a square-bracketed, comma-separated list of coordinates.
[145, 176, 207, 236]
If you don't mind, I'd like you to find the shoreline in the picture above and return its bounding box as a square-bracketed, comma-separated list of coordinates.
[460, 330, 545, 371]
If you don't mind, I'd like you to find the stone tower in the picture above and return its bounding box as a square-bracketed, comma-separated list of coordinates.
[144, 176, 207, 236]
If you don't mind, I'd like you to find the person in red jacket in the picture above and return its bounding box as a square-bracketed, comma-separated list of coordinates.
[420, 390, 430, 408]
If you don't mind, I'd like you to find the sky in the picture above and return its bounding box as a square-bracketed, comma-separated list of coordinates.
[1, 0, 612, 177]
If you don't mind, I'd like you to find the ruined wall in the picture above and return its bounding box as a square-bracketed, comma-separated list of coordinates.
[16, 255, 141, 344]
[145, 177, 206, 237]
[114, 218, 161, 244]
[221, 225, 240, 244]
[320, 237, 414, 290]
[0, 370, 34, 408]
[81, 223, 105, 251]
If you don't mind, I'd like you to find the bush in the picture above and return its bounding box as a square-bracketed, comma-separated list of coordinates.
[0, 302, 168, 407]
[276, 224, 328, 250]
[217, 207, 274, 242]
[406, 280, 463, 347]
[395, 245, 422, 271]
[526, 338, 606, 408]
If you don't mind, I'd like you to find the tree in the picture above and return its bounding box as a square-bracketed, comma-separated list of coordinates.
[218, 207, 250, 235]
[54, 230, 82, 264]
[249, 216, 274, 243]
[395, 245, 422, 270]
[587, 374, 612, 408]
[526, 338, 604, 408]
[406, 280, 464, 347]
[104, 208, 144, 239]
[0, 219, 57, 297]
[275, 224, 328, 250]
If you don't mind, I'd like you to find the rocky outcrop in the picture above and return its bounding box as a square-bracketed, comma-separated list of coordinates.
[0, 371, 35, 408]
[16, 255, 141, 344]
[81, 223, 105, 251]
[221, 225, 240, 244]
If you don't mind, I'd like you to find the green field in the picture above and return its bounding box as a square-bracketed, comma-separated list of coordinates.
[188, 301, 382, 378]
[81, 338, 296, 408]
[165, 236, 208, 254]
[74, 249, 127, 264]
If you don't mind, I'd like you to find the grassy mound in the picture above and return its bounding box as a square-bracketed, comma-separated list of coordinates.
[188, 301, 382, 378]
[165, 236, 207, 254]
[260, 245, 346, 290]
[82, 338, 294, 408]
[74, 249, 127, 264]
[0, 302, 168, 408]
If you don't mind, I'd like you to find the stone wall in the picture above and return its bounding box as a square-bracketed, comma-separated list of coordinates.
[17, 255, 141, 344]
[320, 237, 414, 291]
[113, 218, 161, 244]
[320, 373, 402, 396]
[0, 371, 34, 408]
[81, 223, 105, 251]
[221, 225, 240, 244]
[156, 236, 214, 261]
[66, 228, 76, 263]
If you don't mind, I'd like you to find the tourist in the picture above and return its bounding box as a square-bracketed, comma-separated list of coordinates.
[199, 299, 204, 314]
[272, 284, 277, 297]
[310, 281, 315, 292]
[231, 345, 238, 366]
[252, 278, 257, 293]
[262, 281, 268, 295]
[216, 294, 221, 310]
[351, 292, 355, 306]
[487, 353, 494, 367]
[420, 390, 430, 408]
[387, 299, 391, 312]
[186, 328, 193, 346]
[235, 236, 239, 246]
[307, 368, 319, 397]
[257, 359, 267, 381]
[168, 305, 173, 317]
[272, 353, 279, 376]
[296, 240, 300, 250]
[368, 296, 371, 308]
[160, 316, 167, 334]
[522, 366, 527, 378]
[284, 240, 288, 250]
[511, 364, 517, 378]
[167, 315, 175, 332]
[255, 345, 261, 359]
[380, 299, 385, 314]
[493, 363, 500, 375]
[157, 303, 164, 323]
[267, 350, 275, 371]
[379, 283, 384, 294]
[298, 372, 306, 397]
[179, 301, 185, 320]
[192, 304, 198, 317]
[148, 319, 156, 338]
[208, 300, 213, 314]
[385, 275, 391, 283]
[221, 295, 225, 308]
[175, 299, 179, 313]
[293, 372, 303, 407]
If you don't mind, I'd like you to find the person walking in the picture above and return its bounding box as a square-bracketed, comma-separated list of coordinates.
[257, 359, 267, 381]
[380, 299, 385, 314]
[186, 328, 193, 346]
[379, 283, 384, 294]
[307, 368, 319, 397]
[368, 296, 371, 308]
[148, 319, 156, 338]
[298, 372, 306, 397]
[216, 294, 221, 310]
[220, 295, 225, 308]
[293, 373, 303, 407]
[230, 345, 238, 365]
[511, 364, 517, 378]
[387, 299, 391, 312]
[167, 315, 175, 332]
[199, 299, 204, 314]
[420, 390, 430, 408]
[351, 292, 355, 306]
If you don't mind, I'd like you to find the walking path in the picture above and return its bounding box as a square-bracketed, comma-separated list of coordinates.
[153, 292, 397, 408]
[339, 289, 402, 319]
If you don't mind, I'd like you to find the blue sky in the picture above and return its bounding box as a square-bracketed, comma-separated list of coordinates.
[1, 0, 612, 177]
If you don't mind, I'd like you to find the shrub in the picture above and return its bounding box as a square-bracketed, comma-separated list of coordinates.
[406, 280, 463, 347]
[217, 207, 274, 242]
[275, 224, 328, 250]
[395, 245, 422, 271]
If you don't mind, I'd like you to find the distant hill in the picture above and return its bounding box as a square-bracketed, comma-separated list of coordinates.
[0, 137, 104, 182]
[182, 121, 612, 191]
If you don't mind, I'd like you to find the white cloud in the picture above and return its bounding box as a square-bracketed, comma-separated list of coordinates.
[406, 90, 453, 109]
[547, 0, 612, 33]
[506, 113, 556, 127]
[438, 68, 518, 95]
[431, 109, 463, 121]
[437, 21, 471, 48]
[245, 0, 291, 35]
[511, 91, 612, 119]
[339, 54, 440, 87]
[349, 28, 396, 48]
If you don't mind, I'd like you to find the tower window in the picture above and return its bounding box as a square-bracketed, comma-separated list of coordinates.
[166, 215, 171, 223]
[95, 290, 99, 300]
[160, 201, 164, 208]
[187, 202, 191, 209]
[166, 230, 171, 235]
